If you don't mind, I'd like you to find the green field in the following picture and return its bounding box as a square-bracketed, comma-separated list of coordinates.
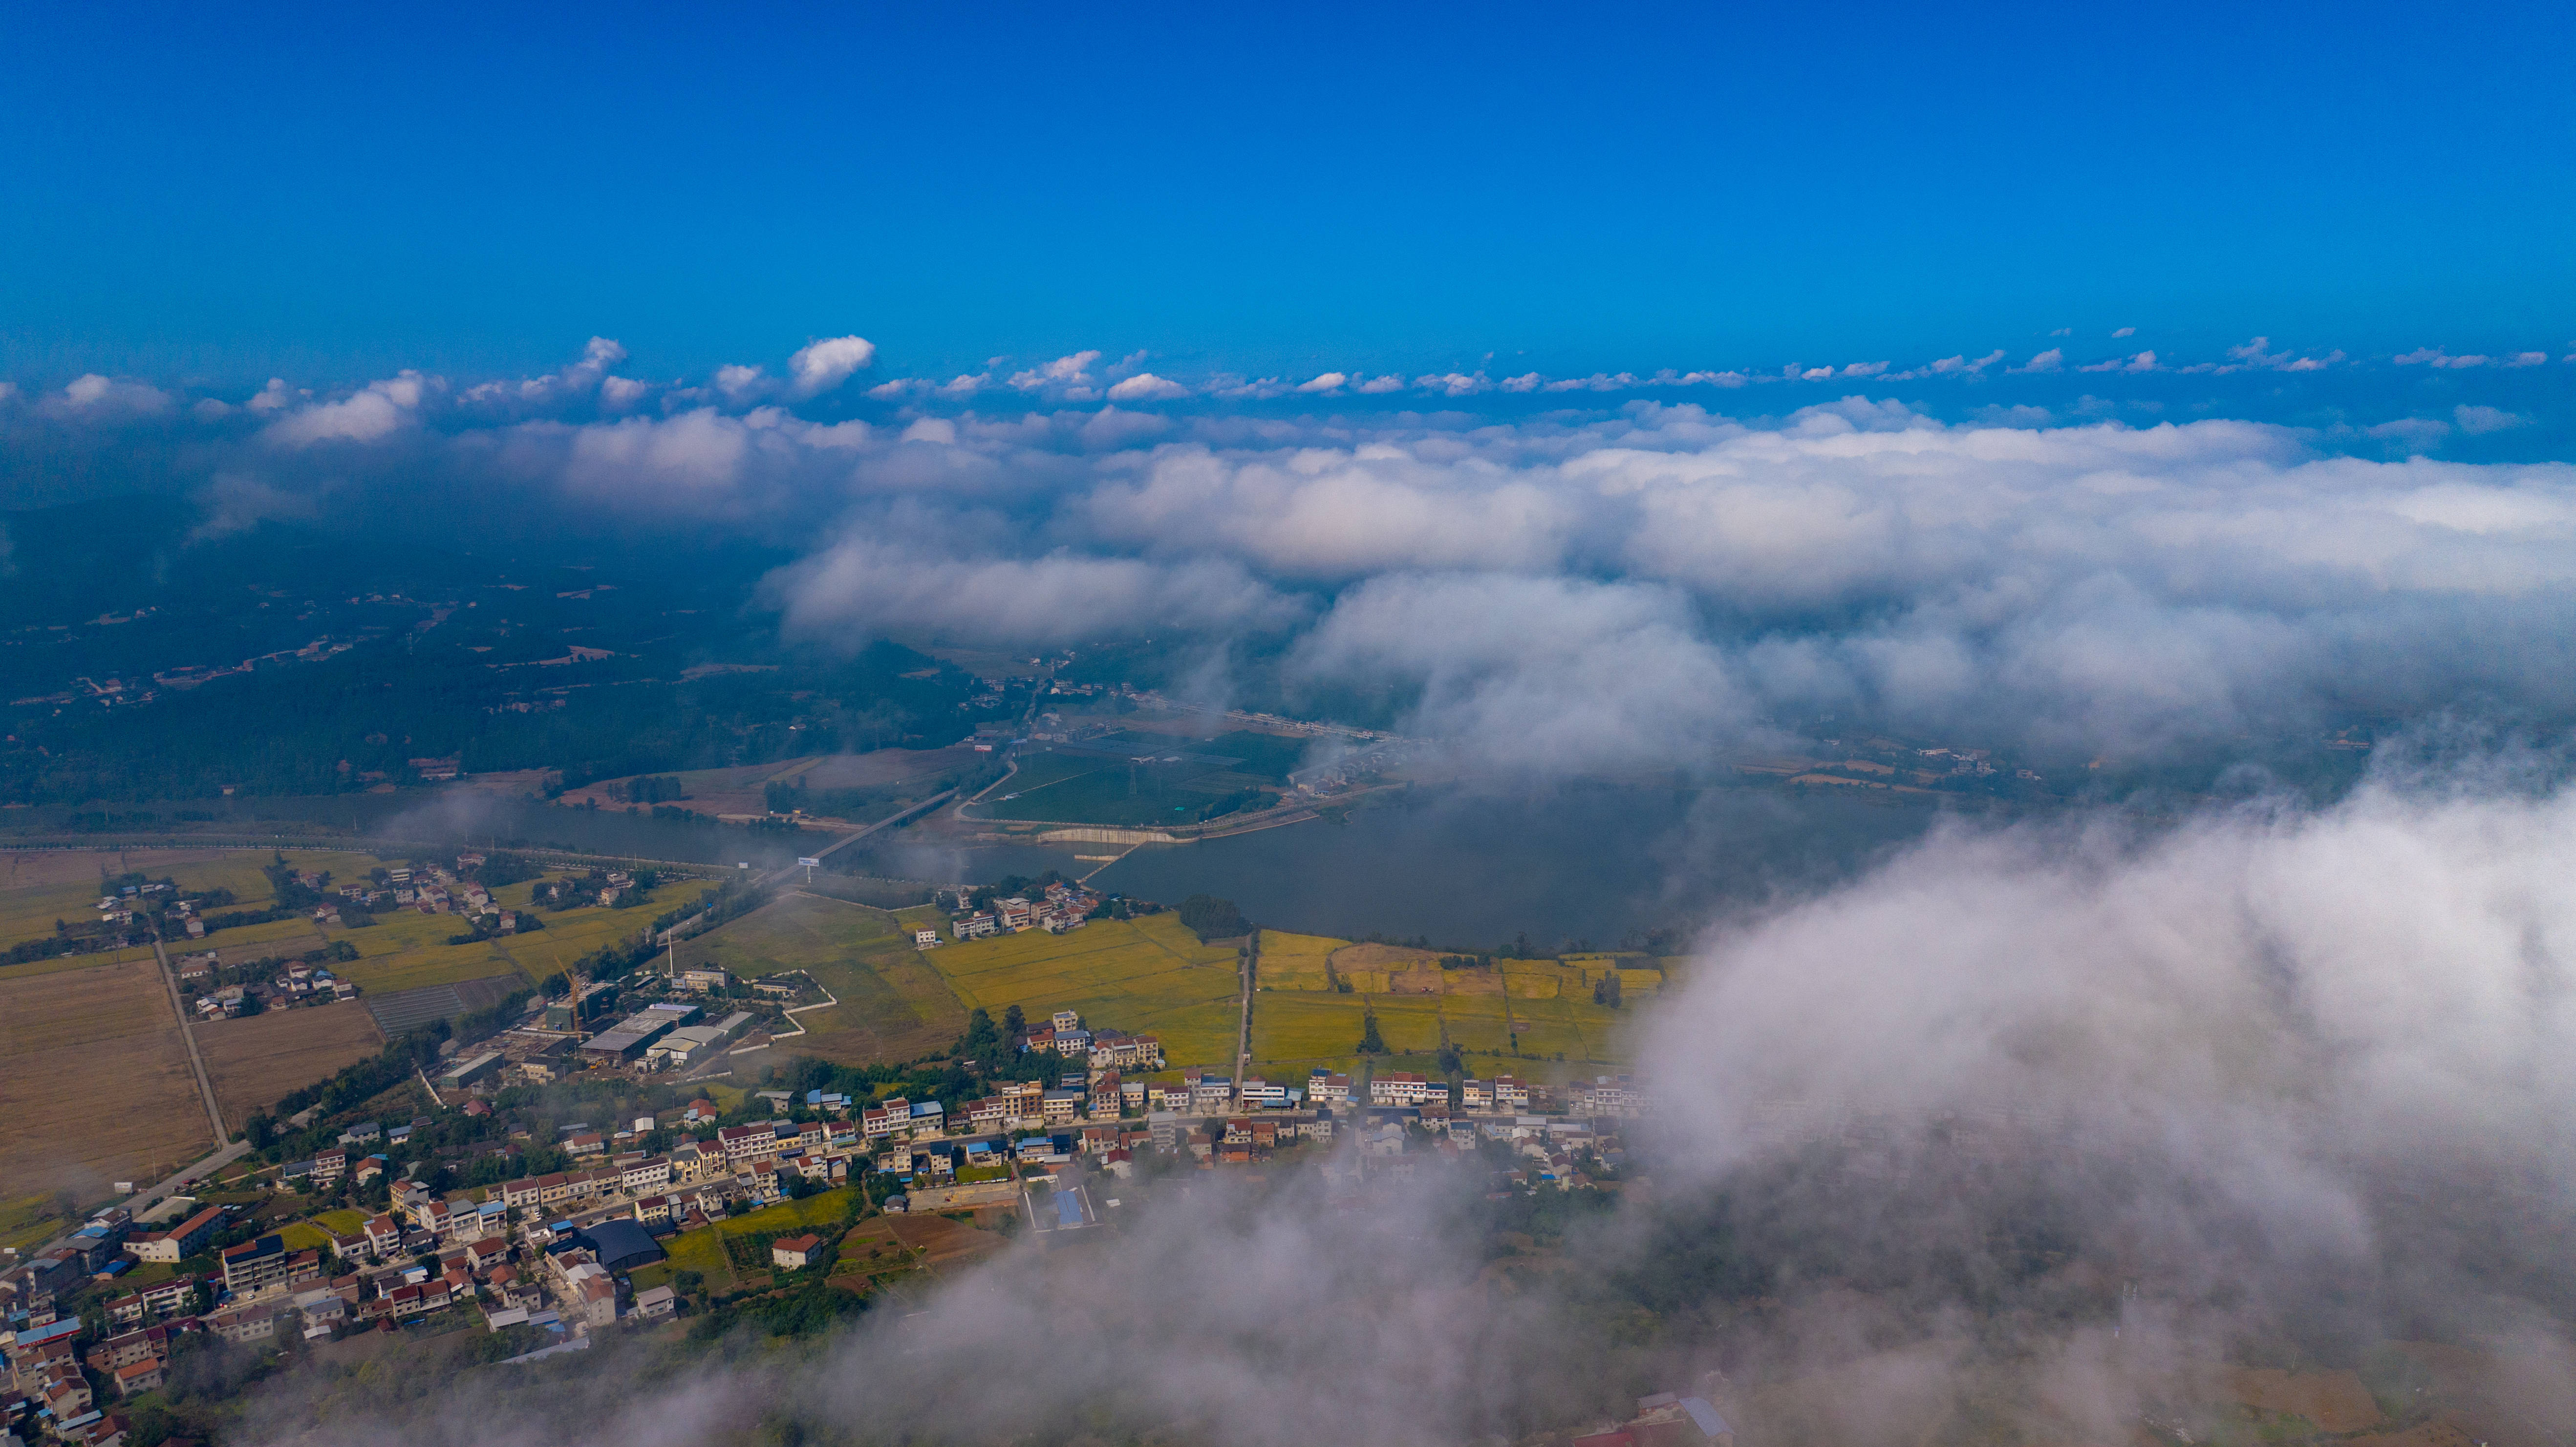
[923, 912, 1242, 1067]
[656, 1186, 861, 1290]
[678, 892, 967, 1064]
[0, 1193, 64, 1253]
[969, 731, 1306, 827]
[325, 874, 717, 995]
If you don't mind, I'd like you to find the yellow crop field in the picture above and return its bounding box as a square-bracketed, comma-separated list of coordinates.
[1247, 971, 1634, 1073]
[923, 913, 1243, 1067]
[314, 1209, 368, 1234]
[1257, 930, 1348, 991]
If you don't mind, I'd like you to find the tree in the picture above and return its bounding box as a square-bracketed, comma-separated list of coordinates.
[1357, 1010, 1386, 1055]
[1003, 1003, 1024, 1037]
[1437, 1043, 1464, 1076]
[1177, 894, 1247, 942]
[1593, 971, 1622, 1008]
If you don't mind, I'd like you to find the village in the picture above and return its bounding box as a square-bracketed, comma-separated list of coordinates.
[0, 973, 1648, 1447]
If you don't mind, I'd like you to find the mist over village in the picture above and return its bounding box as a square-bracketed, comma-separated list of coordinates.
[3, 7, 2575, 1447]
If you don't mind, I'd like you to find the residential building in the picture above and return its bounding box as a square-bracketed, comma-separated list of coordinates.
[138, 1275, 200, 1319]
[1306, 1072, 1352, 1106]
[1041, 1089, 1083, 1124]
[1492, 1076, 1531, 1112]
[220, 1235, 291, 1298]
[771, 1234, 822, 1269]
[1090, 1072, 1122, 1117]
[1370, 1072, 1434, 1107]
[131, 1205, 225, 1263]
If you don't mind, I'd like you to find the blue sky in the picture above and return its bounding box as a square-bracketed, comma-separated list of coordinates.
[5, 0, 2573, 387]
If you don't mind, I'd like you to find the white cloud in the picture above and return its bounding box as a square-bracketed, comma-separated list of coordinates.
[2454, 404, 2530, 435]
[2013, 348, 2064, 373]
[598, 375, 652, 411]
[2507, 351, 2548, 367]
[1291, 572, 1755, 771]
[1352, 375, 1406, 394]
[243, 378, 299, 414]
[713, 363, 768, 401]
[1105, 372, 1191, 402]
[1840, 361, 1889, 377]
[40, 373, 174, 421]
[772, 539, 1301, 646]
[788, 335, 877, 396]
[1295, 372, 1348, 394]
[1009, 351, 1103, 392]
[1542, 372, 1636, 393]
[1500, 373, 1542, 392]
[189, 471, 318, 540]
[559, 407, 755, 495]
[2394, 347, 2489, 369]
[263, 371, 431, 446]
[2112, 326, 2136, 338]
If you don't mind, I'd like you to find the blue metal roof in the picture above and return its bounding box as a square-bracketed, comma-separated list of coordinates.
[1680, 1399, 1730, 1440]
[1053, 1191, 1083, 1228]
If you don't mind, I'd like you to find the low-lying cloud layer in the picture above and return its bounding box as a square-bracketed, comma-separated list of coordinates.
[9, 340, 2576, 771]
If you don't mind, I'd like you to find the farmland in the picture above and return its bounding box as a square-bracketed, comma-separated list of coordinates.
[1242, 930, 1647, 1075]
[0, 955, 214, 1194]
[644, 1187, 1004, 1296]
[922, 913, 1244, 1068]
[197, 999, 386, 1130]
[0, 846, 719, 1007]
[677, 892, 968, 1065]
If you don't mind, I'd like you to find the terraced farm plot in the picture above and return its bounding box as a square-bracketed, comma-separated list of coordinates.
[677, 892, 967, 1065]
[925, 913, 1245, 1068]
[0, 956, 213, 1194]
[197, 1000, 386, 1129]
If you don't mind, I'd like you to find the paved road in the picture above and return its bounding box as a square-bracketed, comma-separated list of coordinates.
[148, 925, 229, 1146]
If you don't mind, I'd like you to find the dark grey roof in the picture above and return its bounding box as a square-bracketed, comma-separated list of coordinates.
[579, 1218, 665, 1272]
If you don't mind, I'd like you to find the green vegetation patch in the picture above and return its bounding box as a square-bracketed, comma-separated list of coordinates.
[678, 892, 968, 1064]
[924, 913, 1242, 1066]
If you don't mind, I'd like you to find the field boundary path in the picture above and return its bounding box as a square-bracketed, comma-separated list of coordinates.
[148, 926, 228, 1147]
[1232, 932, 1256, 1103]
